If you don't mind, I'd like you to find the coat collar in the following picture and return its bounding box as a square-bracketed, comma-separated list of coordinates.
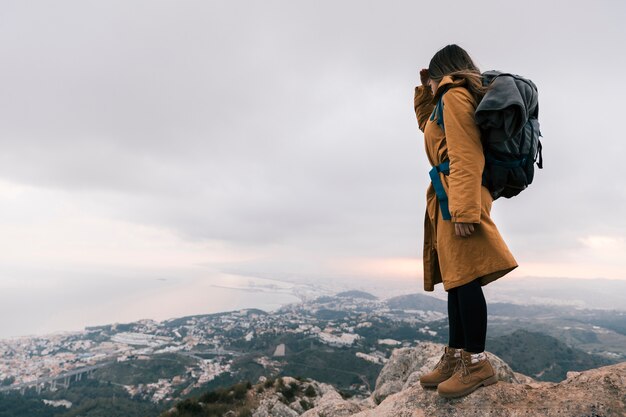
[432, 75, 468, 101]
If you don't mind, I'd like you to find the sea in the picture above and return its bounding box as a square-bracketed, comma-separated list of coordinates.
[4, 267, 622, 340]
[0, 271, 306, 339]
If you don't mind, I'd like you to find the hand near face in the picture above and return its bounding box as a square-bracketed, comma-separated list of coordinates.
[420, 68, 430, 87]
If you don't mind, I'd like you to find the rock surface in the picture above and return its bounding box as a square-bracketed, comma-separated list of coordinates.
[252, 397, 300, 417]
[372, 342, 533, 404]
[302, 341, 626, 417]
[351, 362, 626, 417]
[244, 342, 625, 417]
[299, 389, 365, 417]
[249, 379, 343, 417]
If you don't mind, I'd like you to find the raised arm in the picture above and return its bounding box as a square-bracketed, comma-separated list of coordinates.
[414, 86, 435, 132]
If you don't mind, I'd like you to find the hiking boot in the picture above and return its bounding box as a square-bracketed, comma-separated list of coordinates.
[419, 346, 461, 388]
[437, 350, 498, 398]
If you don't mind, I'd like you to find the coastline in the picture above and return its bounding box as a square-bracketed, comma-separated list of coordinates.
[0, 273, 309, 340]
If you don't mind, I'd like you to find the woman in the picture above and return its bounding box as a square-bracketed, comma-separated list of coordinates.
[413, 44, 518, 399]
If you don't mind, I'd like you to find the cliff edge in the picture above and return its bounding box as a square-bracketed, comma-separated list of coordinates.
[299, 341, 626, 417]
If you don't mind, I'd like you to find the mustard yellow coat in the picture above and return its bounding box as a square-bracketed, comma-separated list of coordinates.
[414, 76, 517, 292]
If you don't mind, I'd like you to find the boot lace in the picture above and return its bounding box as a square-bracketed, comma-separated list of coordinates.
[436, 352, 452, 373]
[454, 358, 472, 384]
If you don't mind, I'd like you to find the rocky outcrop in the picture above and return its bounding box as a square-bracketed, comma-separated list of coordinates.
[251, 378, 364, 417]
[351, 361, 626, 417]
[299, 389, 366, 417]
[372, 342, 534, 403]
[303, 342, 626, 417]
[236, 342, 626, 417]
[252, 398, 300, 417]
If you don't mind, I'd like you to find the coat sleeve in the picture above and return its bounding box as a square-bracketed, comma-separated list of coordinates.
[442, 88, 484, 224]
[414, 86, 434, 132]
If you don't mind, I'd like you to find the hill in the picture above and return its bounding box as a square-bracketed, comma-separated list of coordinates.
[335, 291, 377, 300]
[385, 293, 446, 313]
[487, 329, 613, 381]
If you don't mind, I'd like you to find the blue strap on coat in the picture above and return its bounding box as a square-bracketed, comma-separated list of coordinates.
[428, 92, 452, 221]
[430, 93, 446, 132]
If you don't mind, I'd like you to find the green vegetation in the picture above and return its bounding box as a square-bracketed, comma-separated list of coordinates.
[0, 379, 161, 417]
[160, 378, 318, 417]
[94, 353, 195, 385]
[276, 379, 298, 402]
[52, 397, 160, 417]
[304, 385, 316, 397]
[314, 309, 348, 321]
[386, 294, 446, 312]
[487, 329, 614, 382]
[567, 311, 626, 337]
[111, 323, 135, 332]
[160, 380, 254, 417]
[299, 398, 313, 410]
[0, 394, 57, 417]
[1, 377, 15, 386]
[264, 377, 275, 388]
[279, 345, 381, 392]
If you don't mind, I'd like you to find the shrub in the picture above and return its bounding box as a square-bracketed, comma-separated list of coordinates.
[339, 390, 353, 400]
[304, 385, 316, 397]
[279, 383, 297, 402]
[300, 399, 313, 410]
[204, 403, 229, 417]
[232, 381, 250, 400]
[199, 390, 220, 404]
[176, 398, 203, 413]
[264, 378, 275, 388]
[238, 406, 253, 417]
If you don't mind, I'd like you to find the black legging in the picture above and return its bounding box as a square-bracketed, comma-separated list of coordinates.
[448, 278, 487, 353]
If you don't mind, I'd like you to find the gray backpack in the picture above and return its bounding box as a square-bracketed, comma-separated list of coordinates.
[430, 71, 543, 202]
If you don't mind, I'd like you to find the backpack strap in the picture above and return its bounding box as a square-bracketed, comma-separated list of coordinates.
[428, 86, 452, 220]
[429, 87, 449, 133]
[485, 154, 527, 168]
[536, 140, 543, 169]
[428, 161, 451, 221]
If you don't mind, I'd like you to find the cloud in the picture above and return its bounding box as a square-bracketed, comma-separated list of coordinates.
[579, 235, 625, 250]
[0, 0, 625, 283]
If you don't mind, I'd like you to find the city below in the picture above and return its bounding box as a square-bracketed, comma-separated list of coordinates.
[1, 287, 624, 413]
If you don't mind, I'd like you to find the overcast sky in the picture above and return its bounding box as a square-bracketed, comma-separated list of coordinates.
[1, 0, 625, 303]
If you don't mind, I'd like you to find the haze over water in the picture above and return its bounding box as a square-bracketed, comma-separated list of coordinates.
[0, 271, 303, 339]
[4, 268, 625, 340]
